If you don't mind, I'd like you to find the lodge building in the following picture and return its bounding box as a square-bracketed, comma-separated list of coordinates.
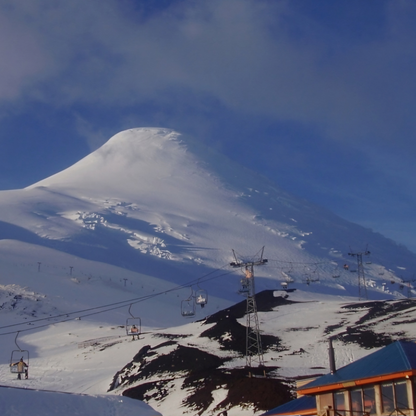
[263, 340, 416, 416]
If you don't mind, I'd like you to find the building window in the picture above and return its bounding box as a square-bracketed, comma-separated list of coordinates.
[334, 391, 346, 416]
[362, 386, 376, 415]
[394, 381, 409, 409]
[350, 389, 363, 416]
[381, 383, 395, 413]
[381, 381, 409, 414]
[350, 386, 376, 416]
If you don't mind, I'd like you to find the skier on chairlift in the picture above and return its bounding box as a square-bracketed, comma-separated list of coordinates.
[196, 294, 205, 307]
[245, 266, 253, 279]
[10, 357, 28, 380]
[130, 324, 139, 340]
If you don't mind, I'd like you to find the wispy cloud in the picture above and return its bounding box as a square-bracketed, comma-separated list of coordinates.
[1, 0, 415, 149]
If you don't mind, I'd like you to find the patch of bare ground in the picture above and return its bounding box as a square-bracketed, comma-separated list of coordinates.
[324, 300, 416, 349]
[200, 290, 290, 354]
[123, 364, 294, 415]
[182, 367, 294, 414]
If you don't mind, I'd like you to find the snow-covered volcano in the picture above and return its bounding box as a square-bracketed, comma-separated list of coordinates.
[1, 128, 415, 301]
[1, 128, 416, 415]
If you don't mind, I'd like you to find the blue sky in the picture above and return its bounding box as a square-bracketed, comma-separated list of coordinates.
[0, 0, 415, 253]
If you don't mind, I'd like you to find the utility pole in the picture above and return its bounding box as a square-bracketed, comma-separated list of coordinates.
[348, 247, 370, 300]
[230, 247, 268, 368]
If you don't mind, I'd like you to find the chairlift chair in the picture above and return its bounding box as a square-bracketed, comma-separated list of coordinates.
[181, 298, 196, 317]
[238, 278, 250, 295]
[126, 305, 141, 339]
[10, 332, 29, 379]
[126, 317, 142, 337]
[195, 289, 208, 308]
[181, 287, 196, 317]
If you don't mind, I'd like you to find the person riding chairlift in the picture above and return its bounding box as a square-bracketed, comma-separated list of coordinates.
[11, 357, 28, 380]
[196, 294, 205, 307]
[130, 325, 139, 340]
[245, 267, 253, 279]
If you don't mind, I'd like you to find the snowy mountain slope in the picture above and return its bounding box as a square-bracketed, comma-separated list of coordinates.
[108, 292, 416, 415]
[1, 127, 416, 415]
[0, 127, 415, 304]
[3, 290, 415, 416]
[0, 238, 231, 330]
[0, 386, 161, 416]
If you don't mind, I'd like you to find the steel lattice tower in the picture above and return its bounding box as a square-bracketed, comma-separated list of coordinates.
[230, 247, 267, 368]
[348, 248, 370, 300]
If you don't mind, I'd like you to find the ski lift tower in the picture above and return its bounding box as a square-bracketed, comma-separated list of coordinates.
[230, 247, 268, 368]
[348, 247, 370, 300]
[402, 277, 416, 298]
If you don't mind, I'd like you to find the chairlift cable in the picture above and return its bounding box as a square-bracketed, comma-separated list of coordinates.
[0, 255, 342, 336]
[0, 266, 234, 335]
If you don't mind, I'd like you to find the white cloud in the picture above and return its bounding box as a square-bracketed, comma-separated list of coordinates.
[74, 114, 114, 152]
[1, 0, 416, 149]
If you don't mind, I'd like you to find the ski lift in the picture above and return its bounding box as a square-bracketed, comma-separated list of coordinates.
[126, 304, 141, 339]
[181, 299, 196, 317]
[195, 289, 208, 308]
[181, 288, 196, 317]
[238, 277, 250, 295]
[10, 332, 29, 379]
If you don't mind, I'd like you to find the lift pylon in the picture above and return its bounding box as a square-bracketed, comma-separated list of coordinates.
[230, 247, 267, 368]
[348, 246, 370, 300]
